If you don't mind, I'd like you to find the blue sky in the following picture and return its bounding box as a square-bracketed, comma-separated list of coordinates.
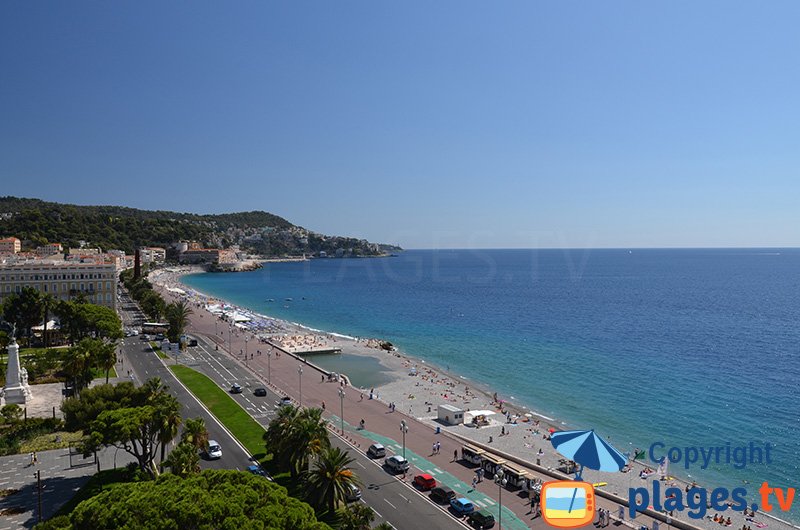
[1, 2, 798, 249]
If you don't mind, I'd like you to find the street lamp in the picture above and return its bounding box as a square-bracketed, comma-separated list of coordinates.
[338, 388, 345, 434]
[495, 467, 508, 530]
[298, 365, 303, 407]
[400, 420, 408, 459]
[228, 324, 232, 355]
[245, 337, 249, 364]
[267, 351, 272, 384]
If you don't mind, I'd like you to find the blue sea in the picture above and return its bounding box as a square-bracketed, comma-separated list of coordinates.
[183, 249, 800, 516]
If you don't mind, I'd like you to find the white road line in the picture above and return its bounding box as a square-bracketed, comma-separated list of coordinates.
[398, 493, 410, 503]
[356, 461, 366, 469]
[384, 498, 397, 510]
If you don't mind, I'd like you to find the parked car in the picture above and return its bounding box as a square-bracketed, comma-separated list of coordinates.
[206, 440, 222, 459]
[467, 509, 496, 529]
[384, 455, 410, 473]
[344, 484, 362, 502]
[367, 443, 386, 458]
[230, 383, 243, 394]
[430, 485, 457, 504]
[279, 396, 293, 406]
[450, 497, 476, 517]
[253, 387, 267, 397]
[413, 473, 436, 491]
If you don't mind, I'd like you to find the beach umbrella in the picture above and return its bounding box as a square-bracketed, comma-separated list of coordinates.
[550, 430, 627, 480]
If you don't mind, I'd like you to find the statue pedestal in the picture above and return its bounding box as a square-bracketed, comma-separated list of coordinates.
[2, 339, 28, 405]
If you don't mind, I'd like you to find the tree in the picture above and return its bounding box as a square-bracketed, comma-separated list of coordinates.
[65, 378, 181, 479]
[289, 407, 331, 476]
[2, 287, 44, 342]
[165, 300, 193, 344]
[373, 523, 394, 530]
[40, 293, 55, 348]
[305, 446, 360, 513]
[139, 290, 166, 322]
[338, 502, 375, 530]
[61, 338, 97, 396]
[55, 300, 122, 345]
[1, 404, 23, 425]
[35, 470, 330, 530]
[162, 441, 200, 478]
[94, 341, 117, 384]
[180, 417, 209, 451]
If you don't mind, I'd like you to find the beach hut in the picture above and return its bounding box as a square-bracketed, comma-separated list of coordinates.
[480, 453, 507, 479]
[461, 444, 486, 465]
[438, 404, 464, 425]
[502, 462, 529, 489]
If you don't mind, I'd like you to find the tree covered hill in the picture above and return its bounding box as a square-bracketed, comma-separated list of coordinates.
[0, 196, 400, 256]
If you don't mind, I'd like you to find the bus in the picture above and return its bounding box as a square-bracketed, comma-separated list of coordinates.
[141, 322, 169, 335]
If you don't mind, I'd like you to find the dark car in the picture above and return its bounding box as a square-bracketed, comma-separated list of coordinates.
[467, 509, 496, 529]
[230, 383, 243, 394]
[430, 485, 457, 504]
[254, 387, 267, 397]
[344, 484, 362, 502]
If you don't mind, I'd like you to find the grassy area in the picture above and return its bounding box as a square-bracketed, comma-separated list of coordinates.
[91, 366, 118, 380]
[150, 341, 169, 359]
[54, 467, 131, 517]
[169, 365, 267, 459]
[20, 430, 83, 453]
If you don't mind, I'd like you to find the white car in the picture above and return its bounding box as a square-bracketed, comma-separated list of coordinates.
[207, 440, 222, 459]
[384, 455, 410, 473]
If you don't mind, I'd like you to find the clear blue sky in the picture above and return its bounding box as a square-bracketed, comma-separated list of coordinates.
[1, 2, 798, 249]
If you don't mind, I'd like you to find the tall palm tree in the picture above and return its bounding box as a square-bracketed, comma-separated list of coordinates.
[305, 446, 360, 514]
[288, 408, 331, 476]
[40, 293, 55, 348]
[264, 405, 301, 472]
[61, 338, 95, 395]
[181, 417, 209, 451]
[162, 441, 200, 478]
[94, 341, 117, 384]
[165, 300, 193, 345]
[337, 500, 375, 530]
[373, 523, 393, 530]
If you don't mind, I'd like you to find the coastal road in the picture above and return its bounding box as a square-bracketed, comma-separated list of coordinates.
[181, 334, 466, 530]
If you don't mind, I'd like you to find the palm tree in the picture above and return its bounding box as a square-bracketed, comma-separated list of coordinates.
[165, 300, 193, 345]
[305, 446, 360, 513]
[61, 338, 95, 395]
[162, 441, 200, 478]
[94, 341, 117, 384]
[264, 404, 301, 472]
[181, 417, 209, 451]
[288, 408, 331, 476]
[373, 523, 394, 530]
[337, 501, 375, 530]
[40, 293, 55, 348]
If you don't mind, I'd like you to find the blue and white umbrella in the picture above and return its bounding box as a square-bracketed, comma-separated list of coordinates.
[550, 429, 627, 480]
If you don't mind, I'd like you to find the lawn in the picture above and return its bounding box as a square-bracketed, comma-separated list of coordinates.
[149, 341, 169, 359]
[169, 365, 267, 459]
[91, 366, 118, 380]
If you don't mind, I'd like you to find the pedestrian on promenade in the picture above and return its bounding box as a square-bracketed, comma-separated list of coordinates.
[321, 374, 325, 383]
[471, 477, 477, 491]
[432, 442, 437, 456]
[359, 393, 364, 401]
[321, 401, 326, 410]
[453, 449, 458, 462]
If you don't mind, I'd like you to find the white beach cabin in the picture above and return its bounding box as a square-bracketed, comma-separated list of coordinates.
[438, 404, 464, 425]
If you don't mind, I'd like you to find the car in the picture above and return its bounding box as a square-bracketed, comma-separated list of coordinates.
[384, 455, 410, 473]
[206, 440, 222, 459]
[279, 396, 293, 406]
[230, 383, 243, 394]
[247, 464, 274, 481]
[344, 484, 362, 502]
[254, 387, 267, 397]
[450, 497, 476, 517]
[467, 509, 496, 529]
[413, 473, 436, 491]
[367, 443, 386, 458]
[430, 485, 457, 504]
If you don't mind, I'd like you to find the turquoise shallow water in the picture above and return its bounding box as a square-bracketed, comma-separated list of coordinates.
[183, 249, 800, 521]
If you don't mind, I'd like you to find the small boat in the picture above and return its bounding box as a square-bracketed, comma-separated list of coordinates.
[266, 299, 275, 302]
[285, 297, 293, 302]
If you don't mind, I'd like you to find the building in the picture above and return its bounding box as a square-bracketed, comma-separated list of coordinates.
[438, 404, 465, 425]
[179, 248, 236, 265]
[35, 243, 63, 257]
[0, 237, 21, 254]
[0, 260, 118, 311]
[139, 247, 166, 263]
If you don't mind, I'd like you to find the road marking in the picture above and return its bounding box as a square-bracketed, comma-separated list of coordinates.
[434, 467, 444, 473]
[398, 493, 410, 503]
[356, 461, 366, 469]
[384, 498, 397, 509]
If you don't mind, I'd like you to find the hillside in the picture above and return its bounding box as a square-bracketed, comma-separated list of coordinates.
[0, 197, 400, 257]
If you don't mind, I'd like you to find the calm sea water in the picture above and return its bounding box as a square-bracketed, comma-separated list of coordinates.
[183, 249, 800, 510]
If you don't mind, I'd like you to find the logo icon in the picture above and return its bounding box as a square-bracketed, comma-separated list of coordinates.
[541, 480, 596, 528]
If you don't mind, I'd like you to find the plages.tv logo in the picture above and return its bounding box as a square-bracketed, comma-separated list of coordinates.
[542, 429, 628, 529]
[628, 441, 796, 520]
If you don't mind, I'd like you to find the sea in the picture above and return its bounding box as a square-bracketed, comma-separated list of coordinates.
[182, 248, 800, 518]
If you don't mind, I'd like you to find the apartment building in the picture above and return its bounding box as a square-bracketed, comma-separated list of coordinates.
[0, 260, 118, 311]
[0, 237, 21, 254]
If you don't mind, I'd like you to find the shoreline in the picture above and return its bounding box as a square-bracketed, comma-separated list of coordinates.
[153, 265, 799, 530]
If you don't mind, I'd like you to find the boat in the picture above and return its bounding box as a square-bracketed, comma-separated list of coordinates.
[266, 299, 275, 302]
[285, 297, 293, 301]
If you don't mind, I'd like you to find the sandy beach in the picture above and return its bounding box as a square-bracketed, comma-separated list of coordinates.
[149, 266, 799, 530]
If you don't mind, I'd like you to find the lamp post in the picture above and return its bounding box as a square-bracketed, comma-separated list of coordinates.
[400, 420, 408, 459]
[495, 467, 507, 530]
[338, 388, 345, 434]
[267, 351, 272, 384]
[245, 337, 249, 364]
[228, 324, 232, 355]
[298, 365, 303, 407]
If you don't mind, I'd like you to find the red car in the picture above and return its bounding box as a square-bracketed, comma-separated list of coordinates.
[413, 473, 437, 491]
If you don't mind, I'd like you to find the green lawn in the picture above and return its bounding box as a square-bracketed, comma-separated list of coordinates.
[91, 366, 118, 380]
[169, 365, 267, 459]
[149, 341, 169, 359]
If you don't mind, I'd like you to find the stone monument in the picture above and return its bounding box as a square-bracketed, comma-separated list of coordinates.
[2, 323, 31, 405]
